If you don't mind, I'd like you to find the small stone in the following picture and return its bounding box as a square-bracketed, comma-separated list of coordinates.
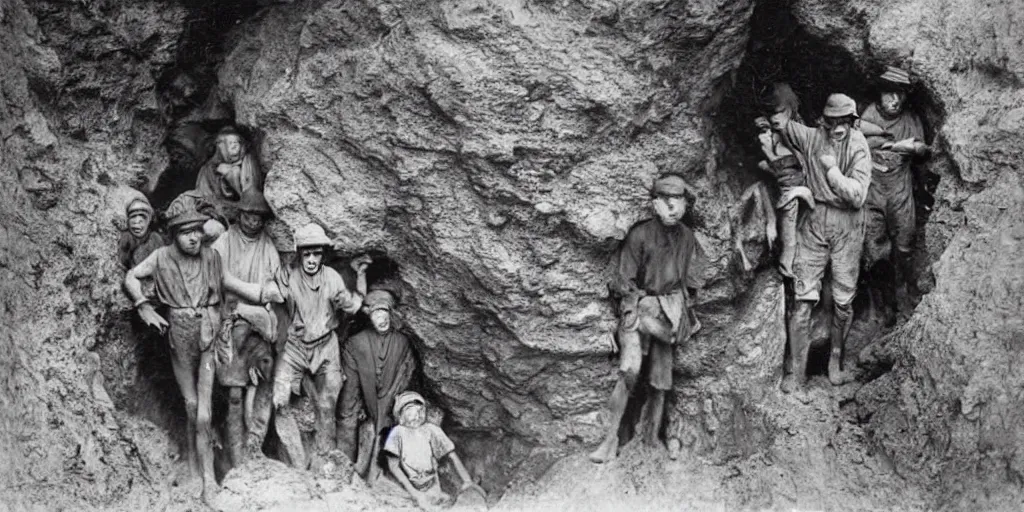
[534, 202, 559, 215]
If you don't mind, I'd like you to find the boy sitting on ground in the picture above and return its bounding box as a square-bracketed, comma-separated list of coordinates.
[384, 391, 484, 510]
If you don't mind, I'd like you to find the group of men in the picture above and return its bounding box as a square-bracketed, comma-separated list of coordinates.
[117, 127, 481, 508]
[589, 65, 929, 462]
[114, 64, 929, 500]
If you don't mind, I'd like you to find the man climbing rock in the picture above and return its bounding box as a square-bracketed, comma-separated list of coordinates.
[271, 223, 368, 469]
[589, 173, 707, 463]
[117, 190, 166, 270]
[860, 66, 930, 323]
[210, 190, 282, 466]
[195, 126, 262, 205]
[123, 192, 282, 503]
[338, 287, 416, 482]
[776, 93, 873, 393]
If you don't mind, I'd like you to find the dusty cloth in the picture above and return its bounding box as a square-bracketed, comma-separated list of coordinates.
[118, 230, 167, 270]
[864, 164, 915, 264]
[616, 295, 683, 391]
[793, 206, 865, 305]
[195, 153, 261, 202]
[384, 423, 455, 491]
[340, 329, 416, 431]
[276, 266, 360, 343]
[271, 332, 342, 406]
[781, 121, 872, 210]
[217, 320, 274, 387]
[151, 245, 223, 352]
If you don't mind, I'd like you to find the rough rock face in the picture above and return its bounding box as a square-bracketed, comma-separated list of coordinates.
[786, 0, 1024, 507]
[0, 0, 189, 508]
[218, 0, 758, 447]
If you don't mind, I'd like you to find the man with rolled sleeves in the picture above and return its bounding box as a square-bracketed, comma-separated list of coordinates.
[589, 173, 707, 463]
[860, 66, 930, 322]
[776, 93, 873, 393]
[271, 223, 369, 469]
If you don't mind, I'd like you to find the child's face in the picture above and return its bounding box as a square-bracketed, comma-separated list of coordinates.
[127, 213, 150, 238]
[400, 403, 426, 427]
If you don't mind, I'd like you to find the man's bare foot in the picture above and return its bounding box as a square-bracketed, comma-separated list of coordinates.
[780, 374, 803, 394]
[828, 352, 857, 385]
[667, 438, 681, 460]
[588, 435, 618, 463]
[201, 481, 219, 505]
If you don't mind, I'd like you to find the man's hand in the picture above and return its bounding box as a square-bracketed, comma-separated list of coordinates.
[819, 152, 838, 169]
[138, 303, 168, 334]
[350, 254, 372, 274]
[260, 282, 284, 304]
[888, 137, 918, 154]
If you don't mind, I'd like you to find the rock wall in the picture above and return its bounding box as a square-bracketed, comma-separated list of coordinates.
[217, 0, 763, 449]
[786, 0, 1024, 507]
[0, 0, 189, 508]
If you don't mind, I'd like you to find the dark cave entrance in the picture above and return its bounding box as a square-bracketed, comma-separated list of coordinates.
[714, 0, 946, 374]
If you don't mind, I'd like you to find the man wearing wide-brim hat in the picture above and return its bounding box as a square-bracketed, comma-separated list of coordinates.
[123, 191, 283, 504]
[269, 223, 371, 470]
[774, 93, 873, 394]
[859, 65, 930, 324]
[210, 189, 283, 466]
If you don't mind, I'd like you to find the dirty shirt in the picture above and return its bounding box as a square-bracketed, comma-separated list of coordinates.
[343, 329, 416, 430]
[384, 423, 456, 491]
[782, 121, 872, 209]
[277, 266, 360, 344]
[860, 103, 926, 173]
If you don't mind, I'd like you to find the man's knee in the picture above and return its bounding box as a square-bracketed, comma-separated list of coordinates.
[184, 398, 199, 421]
[620, 367, 639, 390]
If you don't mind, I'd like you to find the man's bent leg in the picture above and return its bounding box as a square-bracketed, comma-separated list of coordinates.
[226, 386, 245, 467]
[337, 360, 362, 465]
[169, 348, 200, 477]
[272, 342, 307, 469]
[196, 350, 218, 501]
[589, 326, 641, 463]
[782, 301, 813, 394]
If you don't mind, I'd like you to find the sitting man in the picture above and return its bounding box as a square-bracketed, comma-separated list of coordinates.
[271, 223, 368, 469]
[195, 125, 262, 205]
[210, 190, 282, 466]
[589, 173, 707, 463]
[338, 287, 416, 482]
[123, 192, 282, 503]
[385, 391, 482, 511]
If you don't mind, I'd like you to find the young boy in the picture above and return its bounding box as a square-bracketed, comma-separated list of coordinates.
[384, 391, 483, 511]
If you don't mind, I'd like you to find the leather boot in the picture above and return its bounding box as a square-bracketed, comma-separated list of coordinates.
[781, 301, 812, 394]
[894, 249, 917, 321]
[828, 302, 856, 385]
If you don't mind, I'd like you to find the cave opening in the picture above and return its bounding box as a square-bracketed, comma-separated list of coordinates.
[713, 0, 948, 373]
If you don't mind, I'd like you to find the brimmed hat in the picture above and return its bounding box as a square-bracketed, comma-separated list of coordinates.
[822, 93, 858, 118]
[392, 391, 425, 418]
[879, 66, 912, 90]
[293, 223, 332, 249]
[165, 192, 211, 229]
[650, 174, 695, 200]
[238, 190, 272, 214]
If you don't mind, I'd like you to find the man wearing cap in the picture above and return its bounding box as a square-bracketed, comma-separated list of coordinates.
[860, 66, 929, 322]
[117, 190, 166, 270]
[123, 192, 283, 503]
[210, 190, 282, 466]
[195, 125, 262, 203]
[338, 287, 417, 480]
[775, 93, 873, 393]
[385, 391, 481, 511]
[270, 223, 370, 469]
[589, 173, 708, 463]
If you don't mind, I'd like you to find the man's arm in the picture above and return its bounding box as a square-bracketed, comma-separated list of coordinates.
[779, 116, 815, 155]
[223, 268, 283, 305]
[821, 139, 872, 208]
[124, 251, 169, 332]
